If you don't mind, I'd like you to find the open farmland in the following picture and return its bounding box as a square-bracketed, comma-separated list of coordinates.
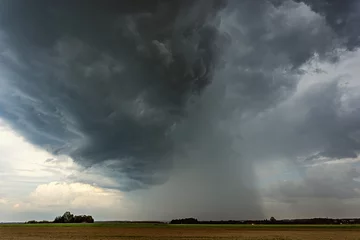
[1, 224, 360, 240]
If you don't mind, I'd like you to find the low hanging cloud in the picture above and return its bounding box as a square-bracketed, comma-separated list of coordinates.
[0, 0, 360, 219]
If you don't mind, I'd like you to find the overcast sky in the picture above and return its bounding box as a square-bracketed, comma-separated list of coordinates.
[1, 0, 360, 222]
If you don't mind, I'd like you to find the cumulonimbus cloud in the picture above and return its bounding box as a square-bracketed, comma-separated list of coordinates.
[0, 0, 359, 197]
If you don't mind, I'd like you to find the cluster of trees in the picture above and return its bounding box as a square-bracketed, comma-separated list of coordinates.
[53, 211, 94, 223]
[170, 218, 199, 224]
[26, 211, 94, 224]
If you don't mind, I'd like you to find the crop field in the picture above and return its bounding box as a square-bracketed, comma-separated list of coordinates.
[1, 223, 360, 240]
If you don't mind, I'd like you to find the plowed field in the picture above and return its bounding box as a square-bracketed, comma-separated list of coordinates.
[1, 224, 360, 240]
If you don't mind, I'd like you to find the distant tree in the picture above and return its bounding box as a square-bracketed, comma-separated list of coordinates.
[270, 217, 276, 223]
[73, 215, 83, 223]
[85, 215, 94, 223]
[26, 220, 37, 224]
[54, 216, 64, 223]
[62, 211, 74, 223]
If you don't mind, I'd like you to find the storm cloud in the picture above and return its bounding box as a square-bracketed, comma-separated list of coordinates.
[1, 0, 360, 219]
[0, 0, 224, 190]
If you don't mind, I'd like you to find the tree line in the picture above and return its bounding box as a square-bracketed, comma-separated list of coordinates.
[170, 217, 360, 225]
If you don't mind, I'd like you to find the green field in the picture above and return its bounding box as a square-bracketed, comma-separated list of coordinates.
[2, 223, 360, 240]
[2, 222, 360, 229]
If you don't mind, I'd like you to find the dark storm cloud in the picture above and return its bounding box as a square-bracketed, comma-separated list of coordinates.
[208, 0, 337, 114]
[238, 79, 360, 166]
[297, 0, 360, 49]
[0, 0, 224, 189]
[0, 0, 360, 195]
[204, 0, 360, 165]
[300, 82, 360, 159]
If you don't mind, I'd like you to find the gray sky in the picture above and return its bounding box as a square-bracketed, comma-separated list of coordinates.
[1, 0, 360, 222]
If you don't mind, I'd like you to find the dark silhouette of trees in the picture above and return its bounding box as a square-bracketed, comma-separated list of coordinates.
[54, 216, 64, 223]
[53, 211, 94, 223]
[62, 211, 74, 223]
[170, 218, 198, 224]
[169, 217, 360, 225]
[25, 220, 51, 224]
[73, 215, 94, 223]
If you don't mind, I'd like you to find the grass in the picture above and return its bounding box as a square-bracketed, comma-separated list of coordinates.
[2, 223, 360, 240]
[1, 222, 360, 229]
[171, 224, 360, 228]
[0, 223, 165, 228]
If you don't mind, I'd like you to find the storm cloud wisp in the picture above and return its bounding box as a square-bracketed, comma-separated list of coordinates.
[1, 0, 360, 219]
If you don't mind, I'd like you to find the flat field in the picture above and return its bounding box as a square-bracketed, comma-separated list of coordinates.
[1, 223, 360, 240]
